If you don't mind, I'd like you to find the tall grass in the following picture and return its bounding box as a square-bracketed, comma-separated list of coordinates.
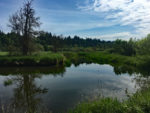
[63, 51, 137, 66]
[70, 88, 150, 113]
[0, 52, 64, 66]
[0, 51, 149, 70]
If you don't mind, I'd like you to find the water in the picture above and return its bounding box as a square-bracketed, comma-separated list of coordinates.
[0, 63, 145, 113]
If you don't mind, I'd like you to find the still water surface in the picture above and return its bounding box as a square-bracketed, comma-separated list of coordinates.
[0, 64, 142, 113]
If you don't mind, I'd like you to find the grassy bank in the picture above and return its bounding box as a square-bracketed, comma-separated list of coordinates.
[63, 51, 143, 67]
[63, 51, 133, 65]
[70, 88, 150, 113]
[0, 51, 150, 71]
[0, 51, 149, 68]
[64, 51, 150, 113]
[0, 52, 65, 66]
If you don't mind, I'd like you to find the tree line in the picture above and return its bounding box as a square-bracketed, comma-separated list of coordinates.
[1, 29, 150, 56]
[0, 30, 113, 52]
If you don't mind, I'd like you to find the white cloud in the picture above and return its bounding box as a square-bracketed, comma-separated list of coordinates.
[41, 21, 115, 34]
[81, 0, 150, 37]
[93, 32, 137, 41]
[37, 8, 115, 34]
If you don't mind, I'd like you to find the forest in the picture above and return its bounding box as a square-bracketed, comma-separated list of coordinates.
[0, 30, 150, 57]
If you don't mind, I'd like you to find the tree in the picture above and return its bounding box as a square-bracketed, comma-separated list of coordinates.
[8, 0, 40, 55]
[136, 34, 150, 55]
[113, 39, 136, 56]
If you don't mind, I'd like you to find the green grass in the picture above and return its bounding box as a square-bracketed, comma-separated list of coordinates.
[0, 52, 8, 56]
[0, 52, 65, 66]
[63, 51, 137, 66]
[125, 89, 150, 113]
[0, 51, 141, 67]
[70, 89, 150, 113]
[0, 51, 149, 72]
[69, 98, 124, 113]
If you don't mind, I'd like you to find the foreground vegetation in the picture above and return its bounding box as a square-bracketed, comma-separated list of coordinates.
[70, 88, 150, 113]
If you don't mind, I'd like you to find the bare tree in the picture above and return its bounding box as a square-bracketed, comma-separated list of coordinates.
[8, 0, 41, 55]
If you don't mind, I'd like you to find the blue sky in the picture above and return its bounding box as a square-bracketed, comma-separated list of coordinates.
[0, 0, 150, 40]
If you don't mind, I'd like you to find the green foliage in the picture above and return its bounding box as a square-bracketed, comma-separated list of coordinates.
[125, 89, 150, 113]
[4, 79, 13, 86]
[36, 31, 114, 51]
[70, 89, 150, 113]
[1, 30, 150, 58]
[0, 52, 64, 66]
[0, 52, 8, 56]
[113, 38, 136, 56]
[70, 98, 124, 113]
[0, 32, 21, 53]
[136, 34, 150, 55]
[63, 51, 133, 66]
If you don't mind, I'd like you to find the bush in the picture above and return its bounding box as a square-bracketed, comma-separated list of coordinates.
[70, 98, 125, 113]
[70, 89, 150, 113]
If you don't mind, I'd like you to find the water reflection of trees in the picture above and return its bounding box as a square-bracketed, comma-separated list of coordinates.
[1, 63, 150, 112]
[113, 64, 150, 92]
[1, 74, 48, 113]
[71, 61, 150, 78]
[113, 64, 150, 77]
[0, 66, 66, 76]
[12, 74, 48, 113]
[1, 66, 66, 113]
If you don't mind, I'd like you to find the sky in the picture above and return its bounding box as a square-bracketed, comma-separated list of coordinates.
[0, 0, 150, 40]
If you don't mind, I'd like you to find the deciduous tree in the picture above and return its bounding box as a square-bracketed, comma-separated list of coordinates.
[8, 0, 40, 55]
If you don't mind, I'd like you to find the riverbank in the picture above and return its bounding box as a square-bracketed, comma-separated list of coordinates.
[0, 52, 64, 66]
[64, 51, 150, 69]
[70, 88, 150, 113]
[0, 51, 150, 69]
[1, 51, 150, 77]
[65, 52, 150, 113]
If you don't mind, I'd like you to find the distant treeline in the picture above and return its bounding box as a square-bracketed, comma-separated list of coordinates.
[36, 31, 114, 50]
[0, 30, 113, 51]
[0, 30, 150, 56]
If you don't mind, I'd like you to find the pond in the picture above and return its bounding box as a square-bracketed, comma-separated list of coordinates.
[0, 63, 147, 113]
